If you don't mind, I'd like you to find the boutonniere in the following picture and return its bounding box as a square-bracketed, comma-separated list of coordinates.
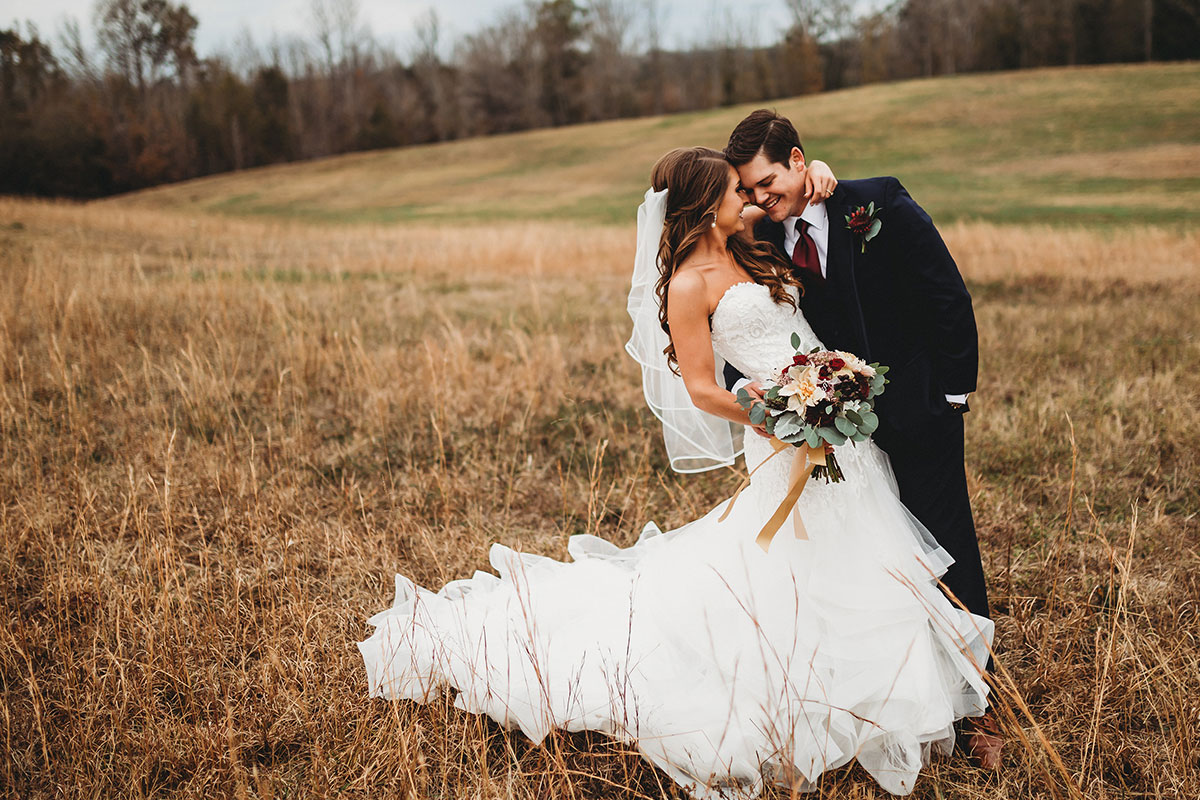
[845, 202, 882, 253]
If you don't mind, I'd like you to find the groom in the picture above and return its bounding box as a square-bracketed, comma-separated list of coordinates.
[723, 110, 1002, 768]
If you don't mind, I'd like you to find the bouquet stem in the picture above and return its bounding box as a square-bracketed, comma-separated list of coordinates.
[811, 452, 844, 483]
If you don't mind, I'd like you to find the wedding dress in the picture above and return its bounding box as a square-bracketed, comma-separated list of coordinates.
[359, 281, 993, 798]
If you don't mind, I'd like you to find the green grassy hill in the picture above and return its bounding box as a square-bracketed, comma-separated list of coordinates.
[108, 63, 1200, 228]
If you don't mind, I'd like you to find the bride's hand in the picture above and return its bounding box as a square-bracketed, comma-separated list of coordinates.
[804, 160, 838, 208]
[743, 383, 772, 438]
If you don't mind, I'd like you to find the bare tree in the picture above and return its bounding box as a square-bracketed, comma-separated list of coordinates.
[458, 8, 541, 134]
[786, 0, 858, 87]
[638, 0, 665, 114]
[785, 0, 857, 44]
[413, 8, 440, 66]
[310, 0, 338, 74]
[58, 17, 96, 81]
[583, 0, 635, 119]
[309, 0, 367, 73]
[94, 0, 197, 93]
[228, 27, 264, 77]
[410, 10, 461, 141]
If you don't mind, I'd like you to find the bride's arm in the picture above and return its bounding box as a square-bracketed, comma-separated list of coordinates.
[806, 159, 837, 204]
[740, 204, 767, 227]
[666, 273, 764, 430]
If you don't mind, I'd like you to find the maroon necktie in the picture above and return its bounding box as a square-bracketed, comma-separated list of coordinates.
[791, 220, 823, 284]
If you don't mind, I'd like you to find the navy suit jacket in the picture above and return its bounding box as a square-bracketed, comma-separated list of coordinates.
[741, 177, 978, 441]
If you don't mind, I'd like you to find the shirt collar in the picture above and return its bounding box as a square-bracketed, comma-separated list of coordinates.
[784, 201, 828, 237]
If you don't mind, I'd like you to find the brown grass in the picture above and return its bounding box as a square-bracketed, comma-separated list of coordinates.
[980, 143, 1200, 181]
[1, 197, 1198, 799]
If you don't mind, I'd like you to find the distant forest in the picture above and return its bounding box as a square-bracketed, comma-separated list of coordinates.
[3, 0, 1198, 198]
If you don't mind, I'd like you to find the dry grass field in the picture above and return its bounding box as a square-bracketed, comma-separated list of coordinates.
[2, 194, 1198, 799]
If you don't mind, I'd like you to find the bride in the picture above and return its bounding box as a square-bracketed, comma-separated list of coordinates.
[360, 148, 994, 798]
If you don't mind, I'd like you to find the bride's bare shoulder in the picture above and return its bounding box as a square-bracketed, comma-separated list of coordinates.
[666, 268, 710, 314]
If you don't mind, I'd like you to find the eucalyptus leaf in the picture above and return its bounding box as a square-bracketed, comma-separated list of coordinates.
[819, 427, 847, 446]
[834, 416, 857, 437]
[845, 409, 863, 426]
[791, 332, 801, 349]
[804, 427, 821, 448]
[868, 218, 882, 238]
[860, 412, 879, 434]
[749, 403, 766, 425]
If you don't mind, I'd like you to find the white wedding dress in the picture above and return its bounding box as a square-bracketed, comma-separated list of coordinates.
[360, 281, 993, 798]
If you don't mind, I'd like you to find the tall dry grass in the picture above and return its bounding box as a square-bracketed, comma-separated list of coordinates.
[1, 197, 1198, 799]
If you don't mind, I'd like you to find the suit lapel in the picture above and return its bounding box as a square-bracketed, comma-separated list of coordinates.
[756, 218, 786, 258]
[823, 189, 872, 359]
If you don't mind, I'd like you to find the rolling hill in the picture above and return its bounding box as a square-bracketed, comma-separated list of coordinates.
[107, 62, 1200, 228]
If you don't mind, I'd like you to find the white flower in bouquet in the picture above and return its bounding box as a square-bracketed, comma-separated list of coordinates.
[833, 350, 874, 377]
[780, 368, 826, 412]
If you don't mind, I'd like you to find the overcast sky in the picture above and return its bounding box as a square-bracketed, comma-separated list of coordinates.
[2, 1, 797, 62]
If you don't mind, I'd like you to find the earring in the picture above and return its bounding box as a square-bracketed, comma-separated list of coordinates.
[711, 216, 717, 229]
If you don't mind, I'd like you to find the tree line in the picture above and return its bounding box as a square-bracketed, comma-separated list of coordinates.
[2, 0, 1197, 198]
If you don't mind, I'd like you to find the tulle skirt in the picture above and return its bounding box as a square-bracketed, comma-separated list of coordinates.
[359, 434, 993, 798]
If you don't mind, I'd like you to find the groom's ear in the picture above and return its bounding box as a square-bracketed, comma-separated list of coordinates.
[790, 147, 806, 171]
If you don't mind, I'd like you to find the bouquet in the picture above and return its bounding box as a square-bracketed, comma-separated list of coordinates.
[736, 335, 889, 483]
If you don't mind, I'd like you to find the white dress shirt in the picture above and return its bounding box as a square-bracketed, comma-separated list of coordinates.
[782, 201, 830, 277]
[736, 201, 969, 407]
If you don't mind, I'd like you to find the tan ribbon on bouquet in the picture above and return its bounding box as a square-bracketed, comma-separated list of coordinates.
[718, 440, 828, 552]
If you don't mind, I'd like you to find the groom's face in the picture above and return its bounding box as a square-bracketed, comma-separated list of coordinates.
[735, 148, 808, 222]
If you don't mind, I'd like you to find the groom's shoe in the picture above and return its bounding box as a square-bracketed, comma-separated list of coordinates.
[965, 712, 1004, 770]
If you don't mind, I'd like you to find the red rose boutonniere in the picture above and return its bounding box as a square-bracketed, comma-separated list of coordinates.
[845, 202, 882, 253]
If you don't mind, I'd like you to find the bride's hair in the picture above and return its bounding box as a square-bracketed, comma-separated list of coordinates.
[650, 146, 797, 374]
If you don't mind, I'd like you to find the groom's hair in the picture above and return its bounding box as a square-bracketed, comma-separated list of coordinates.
[724, 109, 804, 167]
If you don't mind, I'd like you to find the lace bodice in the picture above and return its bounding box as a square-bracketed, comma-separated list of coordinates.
[710, 282, 822, 383]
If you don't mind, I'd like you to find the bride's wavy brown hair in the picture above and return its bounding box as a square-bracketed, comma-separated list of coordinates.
[650, 146, 798, 374]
